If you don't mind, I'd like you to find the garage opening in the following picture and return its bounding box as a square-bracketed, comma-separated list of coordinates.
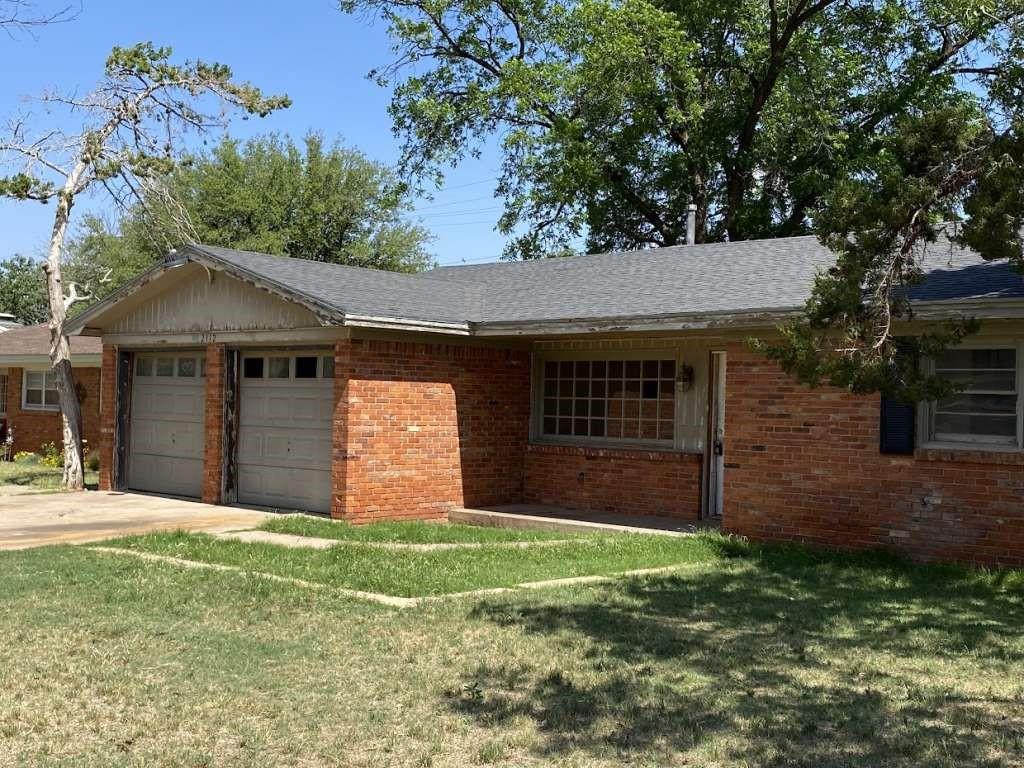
[128, 353, 206, 498]
[237, 351, 334, 513]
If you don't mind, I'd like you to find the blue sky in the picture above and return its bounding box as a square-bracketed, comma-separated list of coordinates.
[0, 0, 509, 266]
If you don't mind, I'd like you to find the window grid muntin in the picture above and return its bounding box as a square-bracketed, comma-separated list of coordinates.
[541, 358, 675, 443]
[23, 370, 59, 410]
[929, 345, 1022, 447]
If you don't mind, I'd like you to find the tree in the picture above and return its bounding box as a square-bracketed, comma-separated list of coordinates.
[0, 254, 47, 323]
[0, 43, 289, 489]
[343, 0, 1024, 259]
[73, 133, 433, 283]
[1, 0, 76, 38]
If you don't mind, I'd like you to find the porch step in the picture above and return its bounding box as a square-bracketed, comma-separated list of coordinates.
[449, 504, 711, 537]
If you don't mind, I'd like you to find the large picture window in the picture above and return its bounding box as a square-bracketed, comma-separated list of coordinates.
[23, 370, 60, 411]
[929, 347, 1020, 447]
[540, 358, 676, 444]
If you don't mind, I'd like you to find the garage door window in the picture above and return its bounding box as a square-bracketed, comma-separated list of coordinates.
[155, 358, 174, 377]
[177, 357, 197, 377]
[269, 357, 290, 379]
[135, 357, 153, 377]
[23, 370, 59, 410]
[295, 356, 318, 378]
[322, 356, 335, 378]
[243, 358, 264, 379]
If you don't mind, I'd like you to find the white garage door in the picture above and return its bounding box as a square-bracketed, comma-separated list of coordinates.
[237, 352, 334, 512]
[129, 353, 206, 498]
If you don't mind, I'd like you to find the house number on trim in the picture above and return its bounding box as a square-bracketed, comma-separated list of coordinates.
[197, 331, 217, 343]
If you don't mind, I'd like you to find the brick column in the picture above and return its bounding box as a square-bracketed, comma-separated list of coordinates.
[330, 338, 353, 520]
[202, 343, 226, 504]
[98, 346, 116, 491]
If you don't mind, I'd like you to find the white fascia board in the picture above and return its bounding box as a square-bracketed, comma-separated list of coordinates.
[341, 314, 472, 336]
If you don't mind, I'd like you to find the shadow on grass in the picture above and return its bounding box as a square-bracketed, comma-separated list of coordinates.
[451, 540, 1024, 766]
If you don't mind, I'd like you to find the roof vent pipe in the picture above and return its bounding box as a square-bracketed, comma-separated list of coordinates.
[686, 203, 697, 246]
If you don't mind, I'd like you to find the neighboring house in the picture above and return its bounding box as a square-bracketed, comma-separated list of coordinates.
[65, 230, 1024, 567]
[0, 324, 102, 456]
[0, 313, 23, 332]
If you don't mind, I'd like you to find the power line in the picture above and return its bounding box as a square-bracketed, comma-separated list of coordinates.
[412, 194, 498, 211]
[415, 207, 502, 219]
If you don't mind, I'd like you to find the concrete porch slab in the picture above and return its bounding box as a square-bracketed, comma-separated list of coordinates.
[449, 504, 718, 537]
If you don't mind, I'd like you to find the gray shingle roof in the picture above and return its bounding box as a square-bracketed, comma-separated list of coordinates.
[190, 244, 481, 325]
[185, 231, 1024, 330]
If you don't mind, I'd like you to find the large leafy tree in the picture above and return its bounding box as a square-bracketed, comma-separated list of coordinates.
[0, 254, 47, 324]
[345, 0, 1023, 258]
[0, 43, 289, 489]
[77, 133, 434, 287]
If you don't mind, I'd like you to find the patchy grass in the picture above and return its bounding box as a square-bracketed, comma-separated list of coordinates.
[0, 460, 98, 493]
[105, 529, 718, 596]
[2, 540, 1023, 767]
[260, 514, 575, 543]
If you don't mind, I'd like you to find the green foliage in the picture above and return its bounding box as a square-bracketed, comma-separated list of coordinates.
[345, 0, 1024, 259]
[70, 133, 434, 285]
[12, 451, 39, 464]
[0, 254, 48, 324]
[763, 104, 1020, 397]
[38, 441, 62, 468]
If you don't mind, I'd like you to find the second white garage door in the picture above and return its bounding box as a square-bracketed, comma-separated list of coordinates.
[237, 352, 334, 513]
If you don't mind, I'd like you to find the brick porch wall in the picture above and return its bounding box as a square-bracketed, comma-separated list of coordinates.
[4, 364, 102, 459]
[524, 443, 703, 519]
[724, 345, 1024, 567]
[331, 338, 531, 523]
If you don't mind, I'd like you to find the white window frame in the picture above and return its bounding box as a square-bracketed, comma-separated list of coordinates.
[22, 369, 60, 412]
[920, 339, 1024, 452]
[0, 372, 7, 417]
[531, 349, 681, 451]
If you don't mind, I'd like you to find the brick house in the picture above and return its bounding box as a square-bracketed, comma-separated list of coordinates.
[0, 323, 103, 457]
[65, 230, 1024, 566]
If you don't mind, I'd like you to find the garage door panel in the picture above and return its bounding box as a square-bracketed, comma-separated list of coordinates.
[129, 454, 203, 497]
[238, 361, 332, 512]
[128, 355, 205, 499]
[237, 465, 332, 511]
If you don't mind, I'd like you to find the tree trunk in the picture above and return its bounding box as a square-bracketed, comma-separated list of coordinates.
[44, 169, 87, 491]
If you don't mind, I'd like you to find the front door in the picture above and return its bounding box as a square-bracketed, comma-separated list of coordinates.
[705, 351, 727, 519]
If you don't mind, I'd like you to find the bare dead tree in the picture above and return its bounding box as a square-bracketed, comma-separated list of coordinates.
[0, 0, 77, 39]
[0, 42, 289, 489]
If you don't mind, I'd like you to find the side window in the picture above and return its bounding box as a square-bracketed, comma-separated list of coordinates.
[931, 348, 1018, 446]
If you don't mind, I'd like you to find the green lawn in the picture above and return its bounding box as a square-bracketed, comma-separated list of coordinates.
[0, 460, 99, 492]
[260, 514, 575, 543]
[2, 534, 1023, 767]
[106, 529, 714, 596]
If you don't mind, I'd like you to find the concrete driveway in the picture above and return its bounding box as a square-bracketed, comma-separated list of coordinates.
[0, 491, 272, 550]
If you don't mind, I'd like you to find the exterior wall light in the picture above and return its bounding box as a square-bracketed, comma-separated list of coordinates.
[678, 363, 695, 392]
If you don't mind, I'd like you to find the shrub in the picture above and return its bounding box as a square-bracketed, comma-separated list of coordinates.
[13, 451, 39, 464]
[39, 442, 62, 468]
[85, 451, 100, 472]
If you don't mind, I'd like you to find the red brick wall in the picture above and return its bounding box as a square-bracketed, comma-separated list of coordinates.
[202, 343, 226, 504]
[724, 345, 1024, 567]
[4, 364, 101, 460]
[98, 347, 116, 491]
[524, 443, 703, 519]
[331, 338, 531, 523]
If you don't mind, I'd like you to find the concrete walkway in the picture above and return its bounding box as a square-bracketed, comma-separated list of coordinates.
[0, 491, 271, 550]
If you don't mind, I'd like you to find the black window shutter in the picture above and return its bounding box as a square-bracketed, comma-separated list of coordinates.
[879, 396, 915, 454]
